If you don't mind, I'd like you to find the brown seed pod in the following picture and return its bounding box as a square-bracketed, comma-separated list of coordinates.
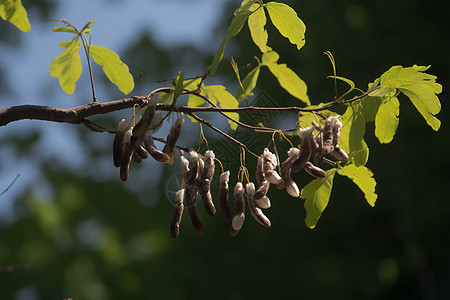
[254, 156, 270, 200]
[230, 182, 245, 236]
[322, 116, 335, 154]
[262, 148, 283, 185]
[332, 116, 342, 148]
[218, 171, 231, 222]
[313, 132, 324, 166]
[199, 151, 216, 216]
[279, 148, 300, 197]
[113, 119, 130, 168]
[292, 126, 315, 173]
[184, 151, 204, 235]
[254, 195, 271, 209]
[120, 128, 133, 181]
[170, 189, 185, 238]
[163, 113, 185, 165]
[304, 161, 327, 178]
[143, 130, 170, 163]
[132, 151, 143, 163]
[330, 145, 349, 162]
[132, 94, 158, 138]
[246, 182, 271, 227]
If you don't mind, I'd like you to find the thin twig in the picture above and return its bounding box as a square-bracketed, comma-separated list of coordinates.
[0, 174, 20, 197]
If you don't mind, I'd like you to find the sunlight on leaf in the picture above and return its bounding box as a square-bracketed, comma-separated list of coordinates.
[380, 65, 441, 131]
[262, 51, 310, 105]
[301, 169, 336, 229]
[265, 2, 306, 50]
[50, 39, 82, 95]
[52, 26, 77, 34]
[375, 95, 400, 144]
[203, 85, 240, 130]
[89, 45, 134, 95]
[173, 71, 185, 103]
[338, 164, 377, 207]
[248, 4, 269, 53]
[339, 104, 368, 166]
[236, 65, 260, 101]
[0, 0, 30, 32]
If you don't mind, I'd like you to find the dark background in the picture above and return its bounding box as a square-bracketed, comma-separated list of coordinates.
[0, 0, 449, 299]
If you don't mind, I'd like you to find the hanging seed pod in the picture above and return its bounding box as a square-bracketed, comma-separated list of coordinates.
[163, 113, 185, 165]
[304, 161, 327, 178]
[120, 128, 134, 181]
[132, 151, 143, 163]
[149, 113, 164, 132]
[332, 116, 342, 148]
[246, 182, 271, 227]
[113, 119, 130, 168]
[322, 116, 335, 154]
[199, 151, 216, 216]
[254, 156, 270, 200]
[132, 94, 158, 138]
[184, 151, 204, 235]
[170, 189, 185, 238]
[255, 195, 271, 209]
[331, 146, 349, 162]
[292, 126, 315, 173]
[313, 132, 324, 166]
[230, 182, 245, 236]
[143, 130, 170, 163]
[218, 171, 231, 222]
[279, 148, 300, 197]
[262, 148, 283, 185]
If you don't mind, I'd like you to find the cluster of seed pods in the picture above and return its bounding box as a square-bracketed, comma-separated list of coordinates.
[112, 94, 184, 181]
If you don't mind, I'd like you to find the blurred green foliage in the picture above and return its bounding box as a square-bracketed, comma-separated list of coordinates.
[1, 0, 449, 299]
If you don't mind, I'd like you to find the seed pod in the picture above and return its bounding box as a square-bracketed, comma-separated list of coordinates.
[246, 182, 271, 227]
[149, 113, 164, 132]
[113, 119, 130, 168]
[132, 151, 143, 163]
[143, 130, 170, 163]
[332, 117, 343, 148]
[292, 126, 315, 173]
[170, 189, 185, 238]
[313, 132, 324, 166]
[184, 151, 203, 235]
[331, 145, 349, 162]
[322, 117, 334, 154]
[120, 128, 133, 181]
[132, 94, 158, 138]
[163, 113, 185, 165]
[255, 195, 271, 209]
[218, 171, 231, 222]
[262, 148, 283, 185]
[230, 182, 245, 236]
[254, 156, 270, 200]
[279, 147, 300, 197]
[304, 161, 327, 178]
[199, 151, 216, 216]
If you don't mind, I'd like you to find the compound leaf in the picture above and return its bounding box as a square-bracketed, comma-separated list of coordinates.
[262, 50, 310, 105]
[203, 85, 240, 130]
[380, 65, 442, 131]
[265, 2, 306, 50]
[50, 39, 82, 95]
[301, 169, 337, 229]
[89, 45, 134, 95]
[339, 104, 369, 166]
[248, 4, 269, 53]
[375, 95, 400, 144]
[337, 164, 377, 207]
[0, 0, 30, 32]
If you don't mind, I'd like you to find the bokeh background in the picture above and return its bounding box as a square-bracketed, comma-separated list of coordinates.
[0, 0, 449, 299]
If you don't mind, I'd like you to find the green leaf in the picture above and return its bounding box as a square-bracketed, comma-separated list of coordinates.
[0, 0, 30, 32]
[80, 20, 96, 34]
[173, 71, 185, 103]
[207, 3, 257, 74]
[380, 65, 442, 131]
[337, 164, 377, 207]
[159, 77, 203, 105]
[50, 39, 82, 95]
[265, 2, 306, 50]
[262, 51, 310, 105]
[375, 95, 400, 144]
[88, 45, 134, 95]
[52, 26, 78, 34]
[301, 169, 337, 229]
[339, 104, 368, 166]
[328, 75, 356, 100]
[248, 5, 269, 53]
[236, 65, 260, 101]
[203, 85, 240, 130]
